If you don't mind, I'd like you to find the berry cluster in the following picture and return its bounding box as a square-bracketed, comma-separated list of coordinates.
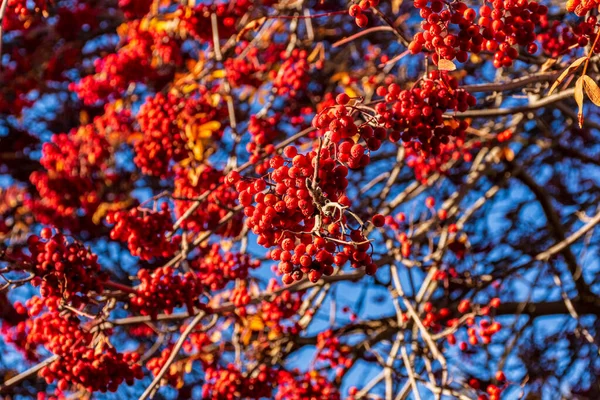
[173, 166, 243, 236]
[179, 1, 252, 42]
[349, 0, 380, 28]
[71, 20, 181, 105]
[537, 16, 598, 57]
[146, 347, 185, 388]
[411, 0, 547, 67]
[202, 364, 275, 400]
[7, 296, 143, 393]
[271, 49, 311, 98]
[405, 136, 474, 183]
[446, 298, 503, 349]
[130, 266, 203, 318]
[274, 370, 340, 400]
[312, 93, 388, 169]
[191, 243, 260, 291]
[134, 90, 224, 177]
[229, 144, 375, 285]
[315, 329, 352, 373]
[107, 204, 180, 261]
[247, 114, 281, 174]
[375, 72, 475, 155]
[24, 230, 106, 302]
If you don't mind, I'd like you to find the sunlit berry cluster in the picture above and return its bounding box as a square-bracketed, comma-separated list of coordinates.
[24, 230, 106, 302]
[229, 144, 375, 284]
[173, 166, 243, 236]
[71, 21, 182, 105]
[274, 370, 340, 400]
[7, 296, 142, 393]
[134, 91, 224, 177]
[349, 0, 380, 28]
[130, 266, 203, 318]
[191, 243, 260, 291]
[411, 0, 548, 67]
[202, 364, 275, 400]
[107, 204, 180, 261]
[375, 72, 475, 155]
[537, 16, 598, 57]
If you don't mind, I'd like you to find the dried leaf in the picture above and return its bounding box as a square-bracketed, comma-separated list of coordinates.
[582, 75, 600, 106]
[237, 17, 267, 41]
[437, 59, 457, 71]
[549, 56, 587, 95]
[575, 76, 585, 128]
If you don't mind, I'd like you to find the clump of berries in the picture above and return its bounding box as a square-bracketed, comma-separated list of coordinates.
[349, 0, 380, 28]
[130, 266, 203, 318]
[25, 229, 106, 302]
[411, 0, 548, 67]
[375, 72, 476, 155]
[228, 142, 375, 285]
[107, 203, 180, 261]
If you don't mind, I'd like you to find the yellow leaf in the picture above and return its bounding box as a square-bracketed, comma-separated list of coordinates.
[344, 87, 358, 98]
[438, 59, 457, 71]
[241, 329, 252, 346]
[197, 121, 221, 133]
[192, 140, 204, 161]
[330, 71, 350, 83]
[582, 75, 600, 106]
[212, 70, 227, 79]
[184, 359, 194, 374]
[182, 83, 198, 94]
[575, 76, 584, 128]
[549, 56, 587, 95]
[248, 315, 265, 331]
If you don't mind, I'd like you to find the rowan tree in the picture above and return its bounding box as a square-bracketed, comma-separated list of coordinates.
[1, 0, 600, 399]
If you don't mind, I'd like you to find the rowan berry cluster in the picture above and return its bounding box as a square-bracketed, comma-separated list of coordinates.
[179, 1, 252, 42]
[173, 166, 243, 236]
[202, 364, 275, 400]
[107, 204, 180, 261]
[349, 0, 380, 28]
[71, 21, 181, 105]
[259, 281, 302, 324]
[134, 91, 224, 177]
[191, 243, 260, 291]
[29, 128, 111, 228]
[311, 93, 386, 169]
[24, 230, 106, 302]
[274, 370, 340, 400]
[405, 136, 474, 183]
[315, 329, 352, 372]
[130, 266, 203, 318]
[446, 298, 503, 349]
[146, 347, 183, 387]
[229, 143, 375, 285]
[375, 72, 475, 155]
[225, 42, 274, 88]
[567, 0, 600, 16]
[411, 0, 547, 67]
[271, 49, 310, 98]
[6, 296, 143, 393]
[468, 370, 507, 400]
[537, 16, 598, 57]
[247, 114, 281, 174]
